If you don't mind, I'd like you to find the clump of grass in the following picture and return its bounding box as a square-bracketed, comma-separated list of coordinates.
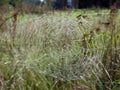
[0, 10, 120, 90]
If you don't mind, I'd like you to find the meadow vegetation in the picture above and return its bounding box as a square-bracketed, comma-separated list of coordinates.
[0, 9, 120, 90]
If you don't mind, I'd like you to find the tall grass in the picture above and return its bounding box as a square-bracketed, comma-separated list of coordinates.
[0, 10, 120, 90]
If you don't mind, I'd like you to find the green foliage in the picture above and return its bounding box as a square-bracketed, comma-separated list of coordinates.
[9, 0, 22, 7]
[0, 0, 10, 5]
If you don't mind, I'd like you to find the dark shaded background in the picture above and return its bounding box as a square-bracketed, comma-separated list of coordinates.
[54, 0, 119, 9]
